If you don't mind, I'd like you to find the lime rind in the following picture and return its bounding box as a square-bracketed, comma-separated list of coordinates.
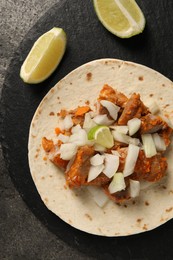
[93, 0, 145, 38]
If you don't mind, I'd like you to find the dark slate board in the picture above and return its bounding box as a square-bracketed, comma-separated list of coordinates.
[1, 0, 173, 258]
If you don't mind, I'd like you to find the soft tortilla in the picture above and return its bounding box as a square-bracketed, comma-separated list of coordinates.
[28, 59, 173, 236]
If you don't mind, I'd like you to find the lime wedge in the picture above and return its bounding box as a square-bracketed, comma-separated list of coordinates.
[88, 125, 114, 148]
[20, 27, 67, 84]
[93, 0, 145, 38]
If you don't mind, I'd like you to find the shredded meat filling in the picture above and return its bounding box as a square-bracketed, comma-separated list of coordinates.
[118, 93, 148, 125]
[98, 84, 128, 107]
[42, 85, 172, 204]
[66, 146, 95, 188]
[140, 114, 166, 134]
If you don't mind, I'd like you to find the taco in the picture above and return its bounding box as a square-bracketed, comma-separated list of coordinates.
[28, 59, 173, 236]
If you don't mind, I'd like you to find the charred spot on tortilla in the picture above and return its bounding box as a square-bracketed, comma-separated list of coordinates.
[49, 112, 55, 116]
[86, 72, 92, 81]
[138, 76, 143, 81]
[137, 218, 142, 223]
[28, 59, 173, 237]
[166, 207, 173, 213]
[85, 213, 92, 221]
[142, 224, 148, 230]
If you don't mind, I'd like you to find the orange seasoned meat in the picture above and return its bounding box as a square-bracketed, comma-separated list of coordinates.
[66, 145, 95, 188]
[131, 150, 167, 182]
[116, 148, 167, 183]
[98, 84, 128, 108]
[87, 173, 110, 186]
[42, 137, 54, 152]
[140, 114, 165, 134]
[118, 93, 148, 125]
[51, 154, 69, 170]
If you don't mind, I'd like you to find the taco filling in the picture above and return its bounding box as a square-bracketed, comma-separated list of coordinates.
[42, 84, 172, 205]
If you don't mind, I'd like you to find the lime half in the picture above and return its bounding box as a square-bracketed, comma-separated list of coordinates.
[88, 125, 114, 148]
[93, 0, 145, 38]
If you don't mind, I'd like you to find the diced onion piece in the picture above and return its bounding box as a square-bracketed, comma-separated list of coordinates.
[58, 119, 65, 131]
[103, 154, 119, 178]
[59, 143, 78, 160]
[108, 172, 126, 194]
[94, 144, 106, 152]
[160, 114, 173, 128]
[93, 114, 114, 126]
[63, 115, 73, 130]
[87, 186, 109, 207]
[100, 100, 120, 120]
[69, 129, 88, 146]
[65, 156, 75, 172]
[71, 124, 81, 134]
[141, 134, 157, 158]
[87, 164, 104, 182]
[148, 101, 160, 115]
[123, 144, 140, 177]
[127, 118, 141, 136]
[110, 125, 129, 134]
[90, 154, 105, 166]
[129, 179, 140, 198]
[83, 113, 97, 131]
[112, 130, 140, 146]
[57, 134, 69, 143]
[152, 133, 166, 151]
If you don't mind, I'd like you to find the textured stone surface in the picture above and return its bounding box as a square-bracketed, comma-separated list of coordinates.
[0, 1, 93, 259]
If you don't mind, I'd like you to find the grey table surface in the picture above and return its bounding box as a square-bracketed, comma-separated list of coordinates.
[0, 1, 94, 259]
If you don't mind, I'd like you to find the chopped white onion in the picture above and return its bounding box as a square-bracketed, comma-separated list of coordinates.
[87, 186, 108, 207]
[129, 179, 140, 198]
[100, 100, 120, 120]
[58, 119, 65, 130]
[71, 124, 81, 134]
[59, 143, 78, 160]
[123, 144, 140, 177]
[152, 133, 166, 151]
[63, 115, 74, 130]
[57, 134, 69, 143]
[148, 101, 160, 115]
[83, 113, 97, 131]
[87, 164, 104, 182]
[108, 172, 126, 194]
[69, 129, 88, 146]
[141, 134, 157, 158]
[90, 154, 105, 166]
[112, 130, 140, 146]
[160, 114, 173, 128]
[94, 144, 106, 152]
[93, 114, 114, 126]
[110, 125, 129, 134]
[127, 118, 141, 136]
[103, 154, 119, 178]
[65, 156, 76, 172]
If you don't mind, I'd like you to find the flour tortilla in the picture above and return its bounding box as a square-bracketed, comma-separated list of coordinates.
[28, 59, 173, 236]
